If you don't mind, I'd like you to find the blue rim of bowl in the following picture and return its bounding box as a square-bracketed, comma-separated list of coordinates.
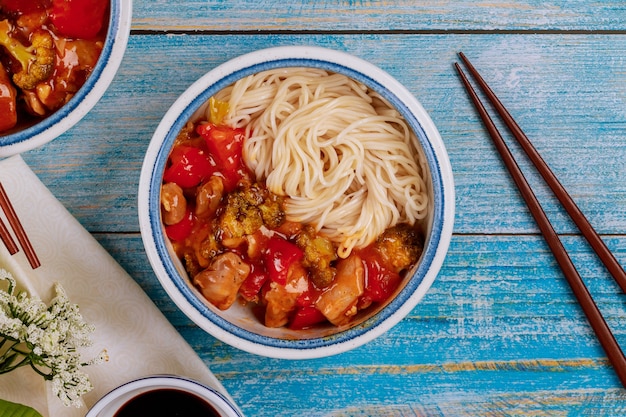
[86, 375, 243, 416]
[147, 54, 448, 352]
[0, 0, 124, 149]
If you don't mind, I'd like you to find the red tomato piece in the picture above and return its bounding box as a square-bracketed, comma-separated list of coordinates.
[165, 209, 194, 242]
[264, 236, 304, 286]
[294, 278, 323, 308]
[163, 145, 216, 189]
[238, 261, 268, 302]
[51, 0, 108, 39]
[196, 123, 246, 191]
[289, 306, 327, 330]
[296, 290, 313, 308]
[0, 64, 17, 132]
[0, 0, 49, 14]
[362, 255, 401, 303]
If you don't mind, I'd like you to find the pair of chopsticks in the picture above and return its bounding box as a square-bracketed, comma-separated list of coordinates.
[0, 183, 40, 269]
[455, 52, 626, 387]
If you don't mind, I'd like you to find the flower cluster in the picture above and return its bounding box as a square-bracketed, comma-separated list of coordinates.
[0, 269, 106, 407]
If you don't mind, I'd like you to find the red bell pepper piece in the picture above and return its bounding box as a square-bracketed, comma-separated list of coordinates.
[264, 236, 304, 286]
[0, 64, 17, 132]
[361, 254, 401, 303]
[294, 277, 323, 308]
[51, 0, 108, 39]
[238, 260, 268, 302]
[165, 208, 194, 242]
[163, 145, 216, 189]
[296, 290, 313, 308]
[289, 306, 327, 330]
[196, 123, 246, 192]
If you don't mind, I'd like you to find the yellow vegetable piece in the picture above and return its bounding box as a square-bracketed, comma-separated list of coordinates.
[208, 96, 230, 126]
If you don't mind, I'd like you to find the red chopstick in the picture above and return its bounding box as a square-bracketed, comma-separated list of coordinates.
[0, 183, 40, 269]
[455, 53, 626, 387]
[0, 215, 18, 255]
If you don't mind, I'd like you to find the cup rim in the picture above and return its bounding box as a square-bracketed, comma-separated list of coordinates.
[138, 46, 455, 359]
[0, 0, 133, 157]
[85, 375, 243, 417]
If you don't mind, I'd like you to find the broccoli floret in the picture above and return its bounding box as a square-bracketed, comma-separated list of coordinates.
[296, 225, 337, 288]
[0, 19, 54, 90]
[219, 183, 285, 240]
[258, 191, 285, 229]
[374, 224, 424, 273]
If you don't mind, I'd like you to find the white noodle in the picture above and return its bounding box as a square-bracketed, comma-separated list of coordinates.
[206, 68, 429, 258]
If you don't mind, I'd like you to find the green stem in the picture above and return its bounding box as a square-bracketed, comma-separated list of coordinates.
[29, 361, 52, 380]
[0, 355, 29, 374]
[11, 345, 32, 356]
[0, 340, 19, 361]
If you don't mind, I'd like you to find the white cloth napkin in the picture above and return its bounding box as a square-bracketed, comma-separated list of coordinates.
[0, 155, 234, 416]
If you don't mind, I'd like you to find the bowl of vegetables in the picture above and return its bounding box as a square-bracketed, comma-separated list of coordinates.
[139, 46, 455, 359]
[0, 0, 132, 156]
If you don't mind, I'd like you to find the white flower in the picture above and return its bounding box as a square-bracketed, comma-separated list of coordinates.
[0, 269, 106, 408]
[51, 368, 94, 408]
[0, 314, 22, 339]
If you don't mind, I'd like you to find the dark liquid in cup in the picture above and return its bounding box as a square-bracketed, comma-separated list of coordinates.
[114, 388, 221, 417]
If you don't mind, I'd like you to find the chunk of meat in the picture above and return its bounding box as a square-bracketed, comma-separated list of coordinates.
[264, 262, 308, 328]
[245, 229, 269, 260]
[196, 175, 224, 217]
[191, 222, 221, 268]
[35, 38, 103, 111]
[315, 255, 365, 326]
[161, 182, 187, 225]
[193, 252, 250, 310]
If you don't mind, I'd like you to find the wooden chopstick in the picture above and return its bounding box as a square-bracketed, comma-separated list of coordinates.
[0, 215, 19, 255]
[455, 55, 626, 387]
[0, 183, 40, 269]
[457, 52, 626, 294]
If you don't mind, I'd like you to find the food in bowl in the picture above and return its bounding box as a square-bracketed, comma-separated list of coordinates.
[0, 0, 109, 133]
[140, 46, 454, 358]
[160, 67, 431, 330]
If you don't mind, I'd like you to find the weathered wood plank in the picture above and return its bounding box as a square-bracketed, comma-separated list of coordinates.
[130, 0, 626, 32]
[22, 33, 626, 236]
[94, 232, 626, 416]
[10, 2, 626, 416]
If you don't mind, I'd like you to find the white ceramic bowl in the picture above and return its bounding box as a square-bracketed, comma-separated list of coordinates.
[0, 0, 132, 157]
[138, 46, 455, 359]
[86, 375, 242, 417]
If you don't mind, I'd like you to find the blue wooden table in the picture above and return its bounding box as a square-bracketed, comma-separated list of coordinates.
[18, 1, 626, 415]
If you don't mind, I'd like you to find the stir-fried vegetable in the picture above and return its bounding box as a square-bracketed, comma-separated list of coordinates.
[0, 63, 16, 131]
[0, 20, 54, 90]
[161, 113, 426, 330]
[0, 0, 108, 133]
[51, 0, 109, 39]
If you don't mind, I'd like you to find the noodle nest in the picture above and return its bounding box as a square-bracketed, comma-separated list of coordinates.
[207, 67, 429, 258]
